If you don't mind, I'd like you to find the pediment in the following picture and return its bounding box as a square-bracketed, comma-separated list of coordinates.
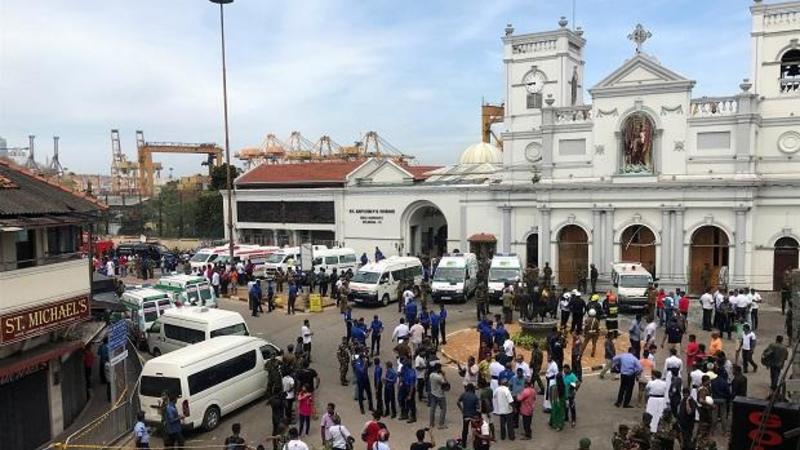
[348, 158, 413, 185]
[590, 53, 695, 96]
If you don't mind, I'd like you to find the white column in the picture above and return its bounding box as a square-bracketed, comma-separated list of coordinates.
[604, 209, 615, 276]
[592, 209, 602, 270]
[540, 208, 552, 265]
[460, 204, 468, 252]
[733, 207, 748, 285]
[501, 206, 512, 253]
[672, 209, 685, 286]
[660, 209, 672, 282]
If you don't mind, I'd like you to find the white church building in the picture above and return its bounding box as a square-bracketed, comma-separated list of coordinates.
[226, 0, 800, 293]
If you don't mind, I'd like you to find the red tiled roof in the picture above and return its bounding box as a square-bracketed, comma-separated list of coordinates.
[236, 160, 442, 186]
[236, 160, 366, 186]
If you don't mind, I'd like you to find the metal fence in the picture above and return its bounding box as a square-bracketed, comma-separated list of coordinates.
[58, 340, 143, 449]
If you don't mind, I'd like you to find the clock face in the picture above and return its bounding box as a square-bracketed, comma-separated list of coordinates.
[523, 71, 545, 93]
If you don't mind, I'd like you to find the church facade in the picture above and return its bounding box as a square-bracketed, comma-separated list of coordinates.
[227, 0, 800, 293]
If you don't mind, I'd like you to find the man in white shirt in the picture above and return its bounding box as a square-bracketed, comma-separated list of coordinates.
[740, 324, 757, 373]
[700, 290, 714, 331]
[514, 355, 531, 381]
[644, 320, 658, 349]
[663, 348, 683, 386]
[749, 288, 761, 331]
[403, 289, 415, 305]
[489, 356, 505, 392]
[735, 289, 751, 325]
[409, 321, 425, 353]
[105, 259, 115, 277]
[392, 319, 409, 343]
[414, 353, 427, 401]
[301, 320, 314, 362]
[283, 373, 296, 416]
[543, 358, 559, 412]
[644, 370, 668, 432]
[502, 338, 515, 360]
[284, 428, 310, 450]
[492, 379, 515, 440]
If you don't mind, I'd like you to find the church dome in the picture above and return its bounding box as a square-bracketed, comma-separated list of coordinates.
[458, 142, 502, 165]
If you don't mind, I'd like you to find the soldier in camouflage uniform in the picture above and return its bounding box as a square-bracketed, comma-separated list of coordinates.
[652, 411, 678, 450]
[337, 336, 351, 386]
[265, 353, 284, 399]
[612, 424, 633, 450]
[397, 279, 406, 313]
[629, 412, 653, 450]
[475, 283, 488, 321]
[338, 280, 350, 314]
[524, 264, 539, 295]
[419, 277, 431, 311]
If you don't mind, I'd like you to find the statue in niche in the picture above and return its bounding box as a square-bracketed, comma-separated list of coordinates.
[622, 113, 654, 174]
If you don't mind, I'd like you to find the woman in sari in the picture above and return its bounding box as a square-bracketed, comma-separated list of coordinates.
[548, 373, 566, 431]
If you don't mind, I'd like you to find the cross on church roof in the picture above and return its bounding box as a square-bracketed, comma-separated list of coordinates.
[628, 23, 652, 54]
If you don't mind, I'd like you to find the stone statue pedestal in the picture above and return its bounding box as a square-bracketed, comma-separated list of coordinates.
[518, 318, 558, 338]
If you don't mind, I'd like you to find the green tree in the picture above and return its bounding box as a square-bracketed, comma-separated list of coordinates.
[195, 191, 224, 238]
[209, 163, 240, 191]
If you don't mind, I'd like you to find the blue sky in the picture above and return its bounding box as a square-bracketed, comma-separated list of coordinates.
[1, 0, 754, 175]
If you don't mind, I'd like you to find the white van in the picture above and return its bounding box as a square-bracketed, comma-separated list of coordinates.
[146, 307, 249, 356]
[261, 245, 329, 278]
[154, 274, 217, 308]
[139, 335, 280, 431]
[189, 247, 224, 271]
[488, 254, 523, 302]
[610, 262, 653, 311]
[431, 253, 479, 303]
[120, 288, 176, 347]
[349, 256, 423, 306]
[312, 248, 358, 273]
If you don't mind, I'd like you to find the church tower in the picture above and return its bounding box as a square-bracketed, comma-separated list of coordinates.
[500, 17, 586, 181]
[750, 0, 800, 116]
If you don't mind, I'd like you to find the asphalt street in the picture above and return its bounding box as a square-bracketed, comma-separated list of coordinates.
[142, 295, 785, 450]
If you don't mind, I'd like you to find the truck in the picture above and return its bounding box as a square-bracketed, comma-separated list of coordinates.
[610, 262, 653, 311]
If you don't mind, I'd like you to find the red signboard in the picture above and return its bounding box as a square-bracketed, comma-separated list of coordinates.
[0, 296, 90, 345]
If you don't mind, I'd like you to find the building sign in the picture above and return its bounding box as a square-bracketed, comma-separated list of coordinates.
[349, 209, 396, 225]
[1, 295, 90, 345]
[730, 397, 800, 450]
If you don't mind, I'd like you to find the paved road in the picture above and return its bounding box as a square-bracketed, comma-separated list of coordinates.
[143, 296, 782, 450]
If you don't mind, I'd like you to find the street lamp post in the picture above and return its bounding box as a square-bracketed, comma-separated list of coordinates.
[210, 0, 235, 263]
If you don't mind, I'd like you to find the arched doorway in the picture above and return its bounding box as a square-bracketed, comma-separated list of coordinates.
[620, 225, 657, 278]
[689, 225, 729, 294]
[406, 203, 447, 258]
[773, 237, 799, 290]
[526, 233, 539, 267]
[557, 225, 588, 289]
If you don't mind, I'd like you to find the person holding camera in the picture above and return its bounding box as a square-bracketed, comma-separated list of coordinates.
[326, 414, 354, 450]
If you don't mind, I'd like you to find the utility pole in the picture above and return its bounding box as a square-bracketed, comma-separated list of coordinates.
[210, 0, 235, 262]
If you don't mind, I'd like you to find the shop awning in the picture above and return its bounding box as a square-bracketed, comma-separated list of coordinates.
[0, 340, 83, 382]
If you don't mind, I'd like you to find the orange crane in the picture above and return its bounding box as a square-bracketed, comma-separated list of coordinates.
[236, 133, 288, 169]
[481, 102, 505, 147]
[136, 130, 223, 197]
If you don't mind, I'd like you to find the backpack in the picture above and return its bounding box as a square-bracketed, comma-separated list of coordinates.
[761, 345, 774, 366]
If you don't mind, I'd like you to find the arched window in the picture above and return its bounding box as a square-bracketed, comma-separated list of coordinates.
[780, 49, 800, 94]
[621, 113, 655, 174]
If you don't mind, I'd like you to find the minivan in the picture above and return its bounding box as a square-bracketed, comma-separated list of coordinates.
[611, 262, 653, 311]
[312, 248, 358, 273]
[120, 287, 176, 347]
[154, 274, 217, 308]
[431, 253, 479, 303]
[488, 254, 523, 302]
[139, 336, 280, 431]
[146, 307, 249, 356]
[348, 256, 423, 306]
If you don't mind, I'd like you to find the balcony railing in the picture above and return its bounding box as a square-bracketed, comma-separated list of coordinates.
[511, 39, 557, 55]
[690, 97, 738, 117]
[780, 77, 800, 94]
[0, 258, 90, 313]
[554, 106, 593, 124]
